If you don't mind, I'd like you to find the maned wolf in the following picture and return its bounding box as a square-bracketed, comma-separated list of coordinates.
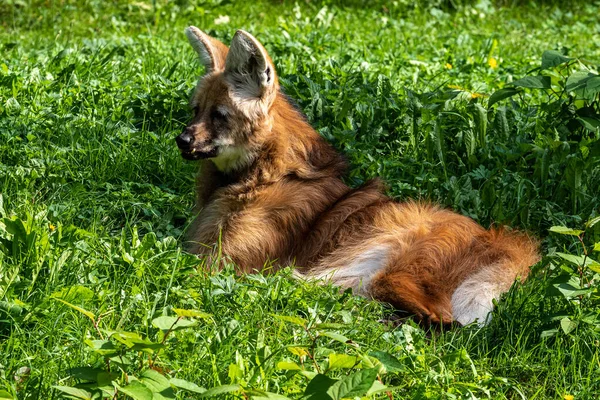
[176, 27, 540, 325]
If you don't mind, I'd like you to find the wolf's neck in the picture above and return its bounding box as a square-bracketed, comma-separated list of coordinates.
[263, 94, 347, 180]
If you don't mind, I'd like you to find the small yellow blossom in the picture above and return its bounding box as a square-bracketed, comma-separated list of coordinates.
[488, 57, 498, 69]
[445, 63, 453, 69]
[564, 395, 574, 400]
[49, 223, 56, 231]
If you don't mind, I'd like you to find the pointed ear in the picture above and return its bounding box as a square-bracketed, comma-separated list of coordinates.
[185, 26, 229, 73]
[225, 30, 277, 98]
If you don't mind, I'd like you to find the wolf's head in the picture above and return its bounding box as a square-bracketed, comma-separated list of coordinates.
[176, 28, 279, 172]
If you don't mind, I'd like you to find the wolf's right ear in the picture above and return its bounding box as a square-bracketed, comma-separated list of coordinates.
[185, 27, 229, 73]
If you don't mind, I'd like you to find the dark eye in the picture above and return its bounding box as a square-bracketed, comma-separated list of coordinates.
[193, 106, 200, 115]
[210, 109, 228, 123]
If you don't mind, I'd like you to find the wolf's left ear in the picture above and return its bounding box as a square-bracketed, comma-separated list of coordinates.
[185, 26, 228, 73]
[225, 30, 277, 98]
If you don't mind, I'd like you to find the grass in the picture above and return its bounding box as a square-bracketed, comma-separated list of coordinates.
[1, 0, 599, 398]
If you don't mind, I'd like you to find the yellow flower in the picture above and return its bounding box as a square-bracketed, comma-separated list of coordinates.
[488, 57, 498, 69]
[445, 63, 453, 69]
[564, 395, 575, 400]
[49, 223, 56, 231]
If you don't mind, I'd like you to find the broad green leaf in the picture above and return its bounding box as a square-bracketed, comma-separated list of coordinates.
[109, 331, 162, 352]
[556, 252, 590, 266]
[541, 329, 558, 338]
[52, 386, 92, 400]
[0, 392, 12, 400]
[116, 381, 153, 400]
[68, 367, 106, 382]
[247, 390, 293, 400]
[314, 323, 346, 330]
[110, 331, 144, 348]
[173, 308, 212, 319]
[98, 371, 118, 387]
[554, 283, 590, 298]
[472, 103, 487, 146]
[53, 298, 95, 322]
[487, 87, 520, 108]
[549, 226, 583, 236]
[2, 217, 28, 241]
[566, 71, 591, 90]
[319, 331, 354, 346]
[578, 117, 600, 132]
[327, 368, 379, 400]
[271, 314, 307, 327]
[276, 361, 302, 371]
[122, 251, 135, 264]
[594, 243, 600, 252]
[511, 75, 551, 89]
[368, 351, 404, 373]
[169, 378, 206, 394]
[541, 50, 571, 69]
[140, 369, 171, 392]
[304, 374, 338, 397]
[0, 300, 23, 316]
[588, 262, 600, 273]
[199, 384, 241, 398]
[586, 216, 600, 229]
[560, 317, 577, 334]
[51, 286, 94, 302]
[84, 339, 118, 356]
[328, 354, 359, 369]
[287, 346, 309, 357]
[365, 380, 390, 396]
[151, 316, 196, 331]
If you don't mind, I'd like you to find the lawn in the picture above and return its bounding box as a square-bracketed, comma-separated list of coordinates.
[1, 0, 599, 398]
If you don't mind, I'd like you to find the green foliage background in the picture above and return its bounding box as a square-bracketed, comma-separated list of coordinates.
[1, 0, 599, 398]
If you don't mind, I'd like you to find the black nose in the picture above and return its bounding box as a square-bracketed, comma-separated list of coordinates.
[176, 130, 193, 148]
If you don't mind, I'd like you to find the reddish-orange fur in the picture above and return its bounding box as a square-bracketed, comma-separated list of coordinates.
[177, 29, 540, 325]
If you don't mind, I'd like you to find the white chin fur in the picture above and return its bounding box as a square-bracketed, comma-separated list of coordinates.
[212, 145, 254, 172]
